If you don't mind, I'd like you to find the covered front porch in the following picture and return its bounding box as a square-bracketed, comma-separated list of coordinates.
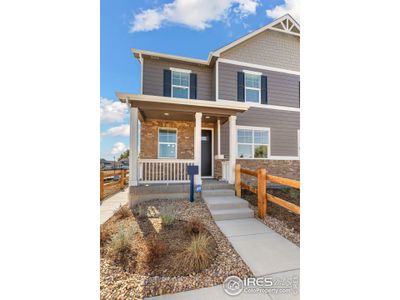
[116, 93, 249, 186]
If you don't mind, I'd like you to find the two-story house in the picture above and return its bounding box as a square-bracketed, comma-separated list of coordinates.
[117, 14, 300, 190]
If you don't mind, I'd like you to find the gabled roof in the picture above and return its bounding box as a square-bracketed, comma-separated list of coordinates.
[213, 14, 299, 56]
[131, 14, 299, 66]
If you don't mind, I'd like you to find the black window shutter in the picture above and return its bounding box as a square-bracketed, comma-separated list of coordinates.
[189, 73, 197, 99]
[261, 75, 268, 104]
[163, 69, 171, 97]
[237, 72, 245, 102]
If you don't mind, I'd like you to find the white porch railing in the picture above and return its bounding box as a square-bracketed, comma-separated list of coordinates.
[139, 159, 195, 183]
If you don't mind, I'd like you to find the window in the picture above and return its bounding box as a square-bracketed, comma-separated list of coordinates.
[172, 71, 190, 99]
[158, 128, 177, 158]
[237, 127, 270, 158]
[244, 72, 261, 103]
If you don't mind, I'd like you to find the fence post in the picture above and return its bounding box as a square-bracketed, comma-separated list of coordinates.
[100, 171, 104, 200]
[235, 164, 241, 197]
[120, 170, 125, 189]
[257, 168, 267, 218]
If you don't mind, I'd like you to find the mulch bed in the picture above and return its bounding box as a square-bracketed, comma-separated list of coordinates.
[241, 187, 300, 246]
[100, 199, 253, 299]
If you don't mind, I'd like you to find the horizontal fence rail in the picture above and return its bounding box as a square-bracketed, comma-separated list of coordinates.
[100, 169, 129, 200]
[235, 164, 300, 218]
[139, 159, 195, 183]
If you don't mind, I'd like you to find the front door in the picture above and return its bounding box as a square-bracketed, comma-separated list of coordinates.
[201, 129, 212, 177]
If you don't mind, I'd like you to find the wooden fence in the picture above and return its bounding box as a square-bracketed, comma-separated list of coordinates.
[100, 170, 129, 200]
[235, 164, 300, 218]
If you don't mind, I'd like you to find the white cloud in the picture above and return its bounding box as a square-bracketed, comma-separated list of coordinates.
[102, 124, 130, 137]
[266, 0, 300, 22]
[131, 0, 260, 32]
[100, 97, 128, 123]
[111, 142, 127, 155]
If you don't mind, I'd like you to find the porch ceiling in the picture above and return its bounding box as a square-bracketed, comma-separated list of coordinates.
[116, 93, 249, 123]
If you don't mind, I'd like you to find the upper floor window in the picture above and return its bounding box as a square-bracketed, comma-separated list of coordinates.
[158, 128, 177, 158]
[172, 70, 190, 99]
[237, 126, 270, 158]
[244, 72, 261, 103]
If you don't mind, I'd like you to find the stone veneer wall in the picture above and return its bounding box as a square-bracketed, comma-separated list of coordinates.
[214, 159, 228, 180]
[140, 119, 215, 159]
[237, 159, 300, 185]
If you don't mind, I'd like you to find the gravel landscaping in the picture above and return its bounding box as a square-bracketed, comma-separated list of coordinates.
[242, 187, 300, 246]
[100, 198, 253, 299]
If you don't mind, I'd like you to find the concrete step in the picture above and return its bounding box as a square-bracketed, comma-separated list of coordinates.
[202, 189, 235, 197]
[204, 196, 249, 210]
[210, 207, 254, 221]
[202, 182, 234, 191]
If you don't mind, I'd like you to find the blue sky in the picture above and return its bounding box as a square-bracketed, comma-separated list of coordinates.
[100, 0, 298, 160]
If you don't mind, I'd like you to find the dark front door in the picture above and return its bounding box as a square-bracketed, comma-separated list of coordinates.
[201, 129, 212, 177]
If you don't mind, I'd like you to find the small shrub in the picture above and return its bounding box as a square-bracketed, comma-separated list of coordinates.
[159, 207, 175, 226]
[114, 205, 132, 219]
[134, 205, 147, 218]
[107, 225, 136, 263]
[185, 217, 205, 235]
[146, 234, 166, 263]
[100, 224, 112, 247]
[180, 233, 213, 272]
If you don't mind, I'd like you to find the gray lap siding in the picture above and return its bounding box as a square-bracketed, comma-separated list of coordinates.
[218, 62, 300, 108]
[221, 107, 299, 158]
[142, 58, 214, 100]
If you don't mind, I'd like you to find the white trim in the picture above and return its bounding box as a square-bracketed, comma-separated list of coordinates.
[236, 156, 299, 161]
[132, 48, 210, 65]
[170, 70, 190, 99]
[269, 156, 300, 160]
[228, 115, 237, 184]
[269, 27, 300, 37]
[213, 14, 299, 56]
[217, 99, 300, 112]
[218, 58, 300, 76]
[169, 67, 192, 73]
[244, 72, 261, 104]
[217, 118, 221, 156]
[129, 107, 139, 186]
[139, 54, 143, 94]
[117, 93, 250, 111]
[158, 127, 178, 159]
[201, 127, 214, 178]
[243, 69, 262, 76]
[237, 125, 271, 159]
[297, 129, 300, 158]
[215, 59, 219, 100]
[194, 112, 202, 185]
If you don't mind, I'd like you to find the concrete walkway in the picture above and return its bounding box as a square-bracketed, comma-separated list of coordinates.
[146, 218, 299, 300]
[100, 189, 129, 224]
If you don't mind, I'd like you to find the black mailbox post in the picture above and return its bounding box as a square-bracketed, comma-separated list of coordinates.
[187, 165, 199, 202]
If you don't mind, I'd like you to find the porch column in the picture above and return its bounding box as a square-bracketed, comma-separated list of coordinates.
[194, 112, 202, 186]
[228, 115, 237, 184]
[217, 118, 221, 157]
[129, 106, 139, 186]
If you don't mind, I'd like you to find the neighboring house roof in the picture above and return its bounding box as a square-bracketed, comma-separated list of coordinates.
[131, 14, 299, 66]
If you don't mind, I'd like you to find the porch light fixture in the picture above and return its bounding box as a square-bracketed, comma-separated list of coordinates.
[164, 112, 169, 116]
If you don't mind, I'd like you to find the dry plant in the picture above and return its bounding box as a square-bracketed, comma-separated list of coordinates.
[134, 204, 147, 219]
[100, 224, 112, 247]
[185, 217, 205, 235]
[114, 205, 132, 219]
[145, 234, 166, 263]
[107, 225, 136, 268]
[179, 233, 213, 273]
